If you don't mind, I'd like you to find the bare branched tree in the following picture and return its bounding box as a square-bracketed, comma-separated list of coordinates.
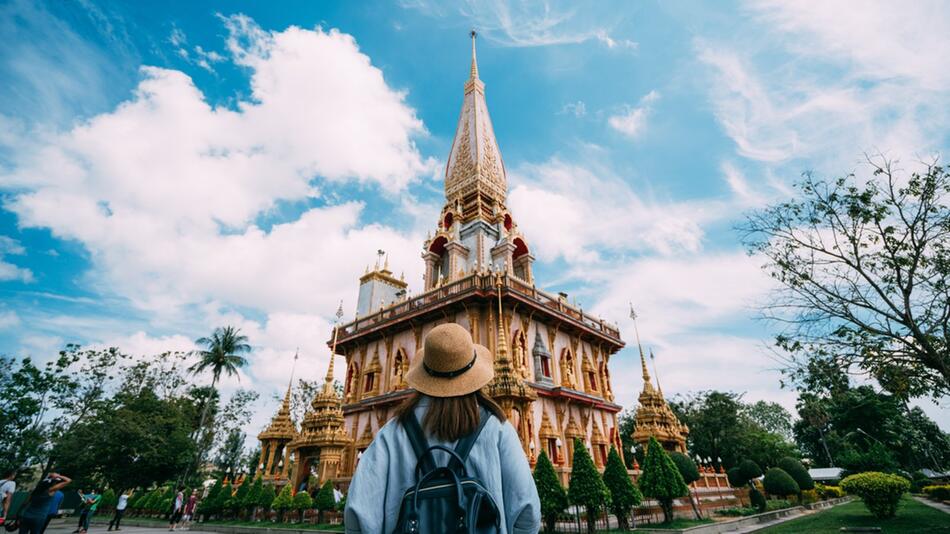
[741, 155, 950, 399]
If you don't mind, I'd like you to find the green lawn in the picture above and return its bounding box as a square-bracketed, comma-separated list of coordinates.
[759, 497, 950, 533]
[604, 518, 714, 531]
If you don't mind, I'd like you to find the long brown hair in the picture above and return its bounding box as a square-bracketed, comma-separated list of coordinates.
[396, 390, 506, 442]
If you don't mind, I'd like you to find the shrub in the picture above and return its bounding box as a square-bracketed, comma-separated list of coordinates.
[777, 457, 814, 492]
[259, 484, 276, 511]
[816, 483, 845, 499]
[909, 471, 930, 493]
[669, 452, 700, 485]
[243, 477, 263, 518]
[314, 481, 336, 524]
[800, 489, 818, 504]
[922, 484, 950, 501]
[766, 499, 793, 511]
[715, 507, 758, 517]
[292, 490, 312, 522]
[231, 482, 249, 514]
[197, 481, 221, 518]
[602, 447, 641, 530]
[727, 467, 745, 488]
[637, 436, 688, 524]
[763, 468, 800, 498]
[738, 460, 762, 483]
[840, 472, 910, 519]
[533, 450, 567, 534]
[272, 484, 294, 521]
[101, 489, 117, 510]
[568, 439, 610, 534]
[749, 487, 766, 513]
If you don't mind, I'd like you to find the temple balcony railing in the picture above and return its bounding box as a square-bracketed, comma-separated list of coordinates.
[336, 272, 623, 345]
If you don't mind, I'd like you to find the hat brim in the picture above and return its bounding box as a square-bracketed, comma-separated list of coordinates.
[406, 343, 494, 397]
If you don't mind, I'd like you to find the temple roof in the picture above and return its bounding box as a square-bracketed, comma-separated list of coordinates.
[444, 31, 507, 208]
[632, 347, 689, 452]
[258, 385, 298, 441]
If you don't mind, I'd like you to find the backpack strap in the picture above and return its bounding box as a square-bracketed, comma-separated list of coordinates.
[403, 413, 436, 474]
[450, 406, 492, 472]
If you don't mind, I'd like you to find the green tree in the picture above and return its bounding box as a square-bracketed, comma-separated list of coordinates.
[737, 460, 762, 483]
[568, 439, 610, 534]
[101, 489, 117, 510]
[53, 387, 195, 492]
[762, 468, 799, 498]
[259, 484, 276, 512]
[669, 452, 702, 519]
[841, 471, 909, 519]
[533, 450, 567, 534]
[741, 158, 950, 399]
[314, 481, 335, 524]
[230, 479, 250, 517]
[272, 484, 293, 522]
[243, 476, 263, 519]
[197, 480, 222, 519]
[617, 411, 639, 468]
[213, 481, 232, 517]
[186, 326, 251, 481]
[602, 446, 641, 530]
[637, 437, 688, 524]
[292, 490, 312, 523]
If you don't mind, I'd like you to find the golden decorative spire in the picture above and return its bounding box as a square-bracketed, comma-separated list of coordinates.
[640, 346, 651, 383]
[651, 348, 663, 395]
[470, 30, 479, 80]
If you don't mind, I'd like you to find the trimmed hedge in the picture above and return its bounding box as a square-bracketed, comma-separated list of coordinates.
[777, 457, 814, 492]
[922, 484, 950, 501]
[763, 468, 799, 498]
[841, 471, 910, 519]
[816, 483, 845, 499]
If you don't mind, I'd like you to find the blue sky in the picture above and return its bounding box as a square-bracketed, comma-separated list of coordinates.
[1, 0, 948, 432]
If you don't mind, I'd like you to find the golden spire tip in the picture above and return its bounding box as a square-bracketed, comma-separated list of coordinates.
[469, 29, 479, 80]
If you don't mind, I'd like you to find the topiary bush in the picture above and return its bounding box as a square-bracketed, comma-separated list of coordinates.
[637, 436, 688, 524]
[840, 472, 910, 519]
[292, 490, 312, 522]
[533, 450, 567, 534]
[259, 484, 276, 516]
[314, 481, 335, 524]
[272, 484, 293, 522]
[763, 468, 800, 498]
[738, 460, 762, 483]
[568, 439, 610, 534]
[777, 457, 814, 493]
[749, 487, 766, 513]
[602, 446, 641, 530]
[727, 467, 745, 488]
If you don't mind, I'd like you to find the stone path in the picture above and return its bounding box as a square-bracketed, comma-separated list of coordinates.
[45, 519, 216, 534]
[913, 495, 950, 515]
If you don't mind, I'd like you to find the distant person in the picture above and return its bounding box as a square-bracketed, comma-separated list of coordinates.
[168, 486, 185, 531]
[18, 473, 71, 534]
[40, 487, 65, 534]
[72, 489, 89, 534]
[333, 484, 343, 504]
[79, 489, 101, 534]
[107, 490, 132, 531]
[180, 489, 198, 530]
[0, 468, 16, 526]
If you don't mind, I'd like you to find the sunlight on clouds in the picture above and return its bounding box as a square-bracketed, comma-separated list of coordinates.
[608, 90, 659, 139]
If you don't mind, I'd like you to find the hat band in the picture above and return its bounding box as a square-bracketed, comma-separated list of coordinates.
[423, 350, 477, 378]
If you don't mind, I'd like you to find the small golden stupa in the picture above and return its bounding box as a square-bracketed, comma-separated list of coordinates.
[632, 348, 689, 453]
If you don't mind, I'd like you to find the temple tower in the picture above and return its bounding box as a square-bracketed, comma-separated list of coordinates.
[331, 33, 625, 486]
[632, 348, 689, 452]
[289, 335, 352, 489]
[255, 384, 297, 484]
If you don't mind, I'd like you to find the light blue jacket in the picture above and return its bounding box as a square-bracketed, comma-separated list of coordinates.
[344, 396, 541, 533]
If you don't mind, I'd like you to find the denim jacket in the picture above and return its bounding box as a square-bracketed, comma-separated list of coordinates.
[344, 396, 541, 533]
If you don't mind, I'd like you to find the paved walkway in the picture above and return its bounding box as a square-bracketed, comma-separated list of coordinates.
[44, 520, 216, 534]
[913, 495, 950, 515]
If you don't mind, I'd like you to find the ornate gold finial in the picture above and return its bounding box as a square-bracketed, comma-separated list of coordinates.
[640, 345, 651, 382]
[470, 30, 479, 80]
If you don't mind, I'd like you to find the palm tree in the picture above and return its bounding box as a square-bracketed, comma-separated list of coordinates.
[185, 326, 251, 482]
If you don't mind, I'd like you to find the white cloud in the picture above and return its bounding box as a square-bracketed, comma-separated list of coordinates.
[698, 1, 950, 167]
[0, 310, 21, 329]
[405, 0, 637, 49]
[508, 157, 717, 264]
[559, 100, 586, 117]
[0, 236, 33, 282]
[608, 90, 659, 139]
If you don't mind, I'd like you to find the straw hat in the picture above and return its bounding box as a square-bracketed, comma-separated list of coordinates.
[406, 323, 494, 397]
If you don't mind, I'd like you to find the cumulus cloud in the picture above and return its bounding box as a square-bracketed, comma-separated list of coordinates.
[608, 90, 659, 139]
[0, 236, 33, 282]
[0, 16, 435, 404]
[508, 157, 716, 264]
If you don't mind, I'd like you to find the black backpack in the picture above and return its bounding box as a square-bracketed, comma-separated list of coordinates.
[394, 407, 501, 534]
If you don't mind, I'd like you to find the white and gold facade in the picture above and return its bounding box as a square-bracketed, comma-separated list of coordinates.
[332, 34, 626, 486]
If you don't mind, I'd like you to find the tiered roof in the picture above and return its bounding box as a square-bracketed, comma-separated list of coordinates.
[258, 385, 298, 442]
[632, 348, 689, 452]
[290, 347, 351, 451]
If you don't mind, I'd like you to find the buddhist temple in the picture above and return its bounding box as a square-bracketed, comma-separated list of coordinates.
[328, 32, 626, 486]
[632, 348, 689, 452]
[255, 383, 297, 483]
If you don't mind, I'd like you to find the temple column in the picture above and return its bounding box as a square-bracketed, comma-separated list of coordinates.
[264, 442, 277, 477]
[422, 251, 439, 290]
